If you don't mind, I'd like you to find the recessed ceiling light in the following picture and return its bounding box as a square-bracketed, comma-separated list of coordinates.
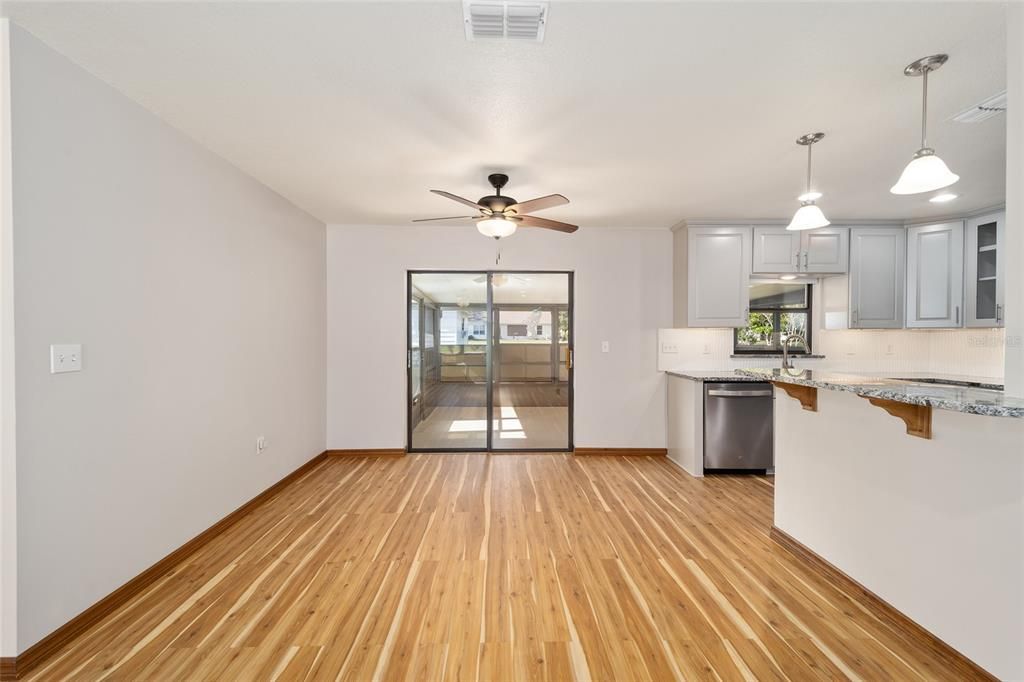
[929, 193, 958, 203]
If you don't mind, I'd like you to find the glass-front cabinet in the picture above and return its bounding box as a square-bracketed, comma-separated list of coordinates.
[965, 211, 1005, 328]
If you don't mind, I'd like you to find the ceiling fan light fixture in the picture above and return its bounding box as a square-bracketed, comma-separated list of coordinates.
[477, 216, 518, 239]
[891, 54, 959, 196]
[417, 174, 577, 236]
[787, 132, 830, 231]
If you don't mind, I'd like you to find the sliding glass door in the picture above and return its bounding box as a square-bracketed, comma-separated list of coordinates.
[490, 273, 572, 450]
[407, 271, 573, 452]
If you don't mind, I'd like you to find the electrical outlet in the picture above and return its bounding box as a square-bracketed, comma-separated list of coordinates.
[50, 344, 82, 374]
[601, 341, 610, 353]
[256, 436, 267, 454]
[661, 343, 679, 354]
[702, 344, 711, 355]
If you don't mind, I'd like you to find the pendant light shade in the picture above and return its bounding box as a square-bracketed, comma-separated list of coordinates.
[891, 54, 959, 195]
[787, 203, 830, 231]
[786, 132, 830, 231]
[890, 148, 960, 195]
[476, 216, 518, 239]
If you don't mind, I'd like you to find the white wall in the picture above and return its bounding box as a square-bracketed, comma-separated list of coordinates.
[1006, 3, 1024, 397]
[326, 224, 672, 450]
[773, 388, 1024, 679]
[10, 25, 326, 653]
[0, 18, 16, 659]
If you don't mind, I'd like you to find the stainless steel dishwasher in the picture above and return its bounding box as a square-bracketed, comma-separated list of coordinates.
[703, 382, 774, 472]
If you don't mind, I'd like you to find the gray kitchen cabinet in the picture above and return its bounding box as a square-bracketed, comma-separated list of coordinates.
[965, 211, 1005, 327]
[687, 226, 752, 327]
[802, 227, 849, 273]
[752, 226, 848, 274]
[849, 227, 906, 329]
[906, 221, 964, 328]
[752, 227, 801, 273]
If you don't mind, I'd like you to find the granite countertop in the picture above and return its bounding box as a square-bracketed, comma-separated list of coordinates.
[737, 368, 1024, 419]
[874, 371, 1003, 391]
[665, 370, 766, 382]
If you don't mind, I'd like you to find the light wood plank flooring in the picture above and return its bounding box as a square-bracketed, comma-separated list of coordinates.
[26, 454, 980, 680]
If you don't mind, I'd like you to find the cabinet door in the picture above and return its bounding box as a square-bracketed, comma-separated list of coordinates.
[849, 228, 905, 329]
[802, 227, 849, 274]
[687, 226, 752, 327]
[965, 211, 1005, 327]
[906, 221, 964, 328]
[752, 227, 800, 273]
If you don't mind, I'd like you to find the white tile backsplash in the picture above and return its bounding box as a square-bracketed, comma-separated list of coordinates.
[660, 277, 1005, 379]
[658, 326, 1006, 379]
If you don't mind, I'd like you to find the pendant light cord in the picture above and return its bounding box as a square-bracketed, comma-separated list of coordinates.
[921, 68, 929, 149]
[805, 142, 813, 194]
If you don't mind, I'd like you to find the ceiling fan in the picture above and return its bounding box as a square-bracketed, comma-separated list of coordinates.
[413, 173, 578, 239]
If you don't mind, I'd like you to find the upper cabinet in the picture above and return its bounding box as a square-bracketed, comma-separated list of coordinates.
[905, 221, 964, 328]
[965, 211, 1005, 328]
[686, 226, 752, 327]
[752, 227, 800, 273]
[802, 227, 849, 274]
[849, 227, 905, 329]
[752, 226, 848, 274]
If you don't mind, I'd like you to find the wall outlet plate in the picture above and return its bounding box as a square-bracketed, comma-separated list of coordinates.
[50, 344, 82, 373]
[661, 343, 679, 353]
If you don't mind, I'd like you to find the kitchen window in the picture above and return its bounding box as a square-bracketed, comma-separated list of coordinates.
[734, 283, 811, 354]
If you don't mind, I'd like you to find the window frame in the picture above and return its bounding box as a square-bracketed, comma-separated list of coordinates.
[733, 284, 813, 355]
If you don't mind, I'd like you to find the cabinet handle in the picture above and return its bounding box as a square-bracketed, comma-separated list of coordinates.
[955, 305, 960, 325]
[996, 304, 1003, 324]
[795, 252, 801, 270]
[852, 309, 859, 326]
[803, 253, 809, 270]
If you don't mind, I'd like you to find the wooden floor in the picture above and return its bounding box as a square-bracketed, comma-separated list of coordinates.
[26, 454, 978, 681]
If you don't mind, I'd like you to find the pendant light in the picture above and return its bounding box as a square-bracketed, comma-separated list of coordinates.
[786, 132, 830, 231]
[890, 54, 959, 195]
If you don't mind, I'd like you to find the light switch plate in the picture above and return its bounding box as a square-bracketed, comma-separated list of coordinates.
[50, 344, 82, 373]
[601, 341, 610, 353]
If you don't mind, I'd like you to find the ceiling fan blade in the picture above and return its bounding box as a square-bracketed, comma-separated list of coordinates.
[412, 216, 476, 223]
[430, 189, 485, 210]
[507, 194, 569, 214]
[517, 214, 579, 233]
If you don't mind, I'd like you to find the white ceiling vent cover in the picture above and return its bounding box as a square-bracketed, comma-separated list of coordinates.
[464, 2, 548, 42]
[952, 90, 1007, 123]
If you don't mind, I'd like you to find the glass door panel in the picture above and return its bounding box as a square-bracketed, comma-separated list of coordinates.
[409, 272, 488, 450]
[491, 273, 572, 450]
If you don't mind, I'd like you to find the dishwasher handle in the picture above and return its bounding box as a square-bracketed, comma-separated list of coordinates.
[707, 389, 773, 397]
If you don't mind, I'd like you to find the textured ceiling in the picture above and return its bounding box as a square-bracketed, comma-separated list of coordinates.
[4, 1, 1008, 228]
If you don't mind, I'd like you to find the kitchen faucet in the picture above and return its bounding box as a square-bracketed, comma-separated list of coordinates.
[780, 332, 805, 370]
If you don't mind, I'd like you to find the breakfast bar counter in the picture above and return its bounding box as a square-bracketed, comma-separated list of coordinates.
[756, 366, 1024, 679]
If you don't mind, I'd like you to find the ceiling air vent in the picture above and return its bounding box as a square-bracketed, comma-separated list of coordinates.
[952, 90, 1007, 123]
[463, 1, 548, 42]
